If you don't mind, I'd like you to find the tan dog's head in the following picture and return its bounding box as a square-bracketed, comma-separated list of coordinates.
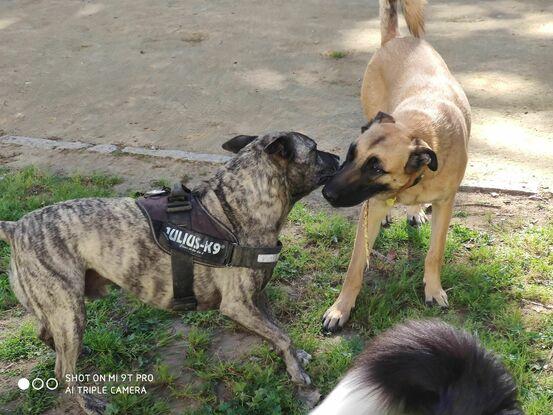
[322, 112, 437, 207]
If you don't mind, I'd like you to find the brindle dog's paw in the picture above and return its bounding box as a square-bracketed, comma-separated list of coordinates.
[297, 385, 321, 409]
[296, 349, 312, 366]
[407, 206, 428, 227]
[78, 393, 107, 415]
[381, 213, 393, 228]
[291, 367, 312, 386]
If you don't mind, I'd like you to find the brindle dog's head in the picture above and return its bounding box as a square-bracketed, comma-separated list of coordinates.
[222, 131, 340, 202]
[322, 112, 437, 207]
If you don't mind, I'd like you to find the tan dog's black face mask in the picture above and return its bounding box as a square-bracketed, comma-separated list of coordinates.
[322, 112, 437, 207]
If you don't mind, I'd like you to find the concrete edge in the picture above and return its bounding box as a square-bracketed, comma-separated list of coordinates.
[1, 135, 545, 197]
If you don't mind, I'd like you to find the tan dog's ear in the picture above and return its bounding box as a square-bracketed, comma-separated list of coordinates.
[361, 111, 395, 133]
[374, 111, 395, 124]
[222, 135, 258, 153]
[405, 140, 438, 173]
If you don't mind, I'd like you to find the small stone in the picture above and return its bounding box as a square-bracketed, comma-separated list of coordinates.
[490, 192, 499, 197]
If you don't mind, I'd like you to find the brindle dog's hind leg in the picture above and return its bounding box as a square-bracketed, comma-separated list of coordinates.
[15, 263, 105, 414]
[38, 322, 56, 351]
[220, 292, 311, 386]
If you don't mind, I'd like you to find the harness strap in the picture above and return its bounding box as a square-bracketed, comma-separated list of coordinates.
[171, 252, 197, 311]
[230, 242, 282, 270]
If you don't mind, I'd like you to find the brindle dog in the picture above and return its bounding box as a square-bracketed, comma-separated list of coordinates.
[0, 132, 339, 413]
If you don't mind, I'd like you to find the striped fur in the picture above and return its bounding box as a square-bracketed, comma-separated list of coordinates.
[0, 221, 15, 243]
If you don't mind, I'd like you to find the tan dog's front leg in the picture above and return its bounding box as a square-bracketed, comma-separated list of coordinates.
[424, 197, 455, 306]
[322, 199, 389, 332]
[220, 297, 311, 386]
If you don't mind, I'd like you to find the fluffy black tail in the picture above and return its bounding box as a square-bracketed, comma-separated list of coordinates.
[313, 320, 522, 415]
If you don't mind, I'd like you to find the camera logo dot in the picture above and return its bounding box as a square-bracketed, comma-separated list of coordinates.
[18, 378, 30, 390]
[46, 378, 59, 390]
[32, 378, 44, 390]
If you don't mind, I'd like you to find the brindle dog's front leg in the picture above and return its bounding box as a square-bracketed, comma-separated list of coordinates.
[220, 295, 311, 386]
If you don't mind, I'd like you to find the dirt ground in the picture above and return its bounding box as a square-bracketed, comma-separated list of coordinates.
[1, 0, 552, 192]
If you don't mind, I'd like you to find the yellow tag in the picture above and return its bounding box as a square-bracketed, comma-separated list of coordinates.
[386, 197, 396, 207]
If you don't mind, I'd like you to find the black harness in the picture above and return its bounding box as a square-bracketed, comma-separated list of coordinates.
[136, 184, 282, 311]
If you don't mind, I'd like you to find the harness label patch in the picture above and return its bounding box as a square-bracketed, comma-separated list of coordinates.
[257, 253, 280, 263]
[164, 225, 229, 264]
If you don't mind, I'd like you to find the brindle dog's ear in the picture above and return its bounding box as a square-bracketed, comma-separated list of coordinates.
[405, 142, 438, 173]
[222, 135, 258, 153]
[374, 111, 395, 124]
[264, 135, 294, 160]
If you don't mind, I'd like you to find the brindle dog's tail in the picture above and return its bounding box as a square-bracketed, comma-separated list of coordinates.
[0, 221, 15, 244]
[379, 0, 426, 45]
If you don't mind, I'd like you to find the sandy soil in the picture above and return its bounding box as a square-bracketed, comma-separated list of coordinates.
[1, 0, 552, 192]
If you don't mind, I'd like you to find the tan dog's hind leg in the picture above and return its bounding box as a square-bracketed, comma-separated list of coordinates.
[424, 197, 454, 307]
[322, 199, 390, 332]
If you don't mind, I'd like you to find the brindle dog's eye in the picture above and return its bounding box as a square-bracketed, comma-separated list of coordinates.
[363, 156, 385, 175]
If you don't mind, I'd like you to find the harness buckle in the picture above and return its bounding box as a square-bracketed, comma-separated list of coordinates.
[166, 202, 192, 213]
[167, 183, 192, 212]
[223, 243, 236, 267]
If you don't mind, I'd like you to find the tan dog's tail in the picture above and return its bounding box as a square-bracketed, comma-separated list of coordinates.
[0, 221, 15, 244]
[379, 0, 426, 45]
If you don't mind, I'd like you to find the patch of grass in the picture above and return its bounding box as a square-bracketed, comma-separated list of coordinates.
[82, 289, 174, 374]
[326, 50, 348, 59]
[0, 320, 47, 361]
[0, 166, 120, 222]
[1, 169, 551, 414]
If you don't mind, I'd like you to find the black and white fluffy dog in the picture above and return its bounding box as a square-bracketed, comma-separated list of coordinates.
[311, 320, 522, 415]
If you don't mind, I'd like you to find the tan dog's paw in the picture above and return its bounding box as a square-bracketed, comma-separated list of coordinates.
[407, 204, 428, 227]
[322, 301, 352, 332]
[425, 285, 449, 307]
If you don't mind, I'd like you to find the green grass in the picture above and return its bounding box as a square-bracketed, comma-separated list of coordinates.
[0, 167, 552, 414]
[326, 50, 348, 59]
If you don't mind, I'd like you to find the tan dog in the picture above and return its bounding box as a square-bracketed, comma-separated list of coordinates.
[322, 0, 470, 331]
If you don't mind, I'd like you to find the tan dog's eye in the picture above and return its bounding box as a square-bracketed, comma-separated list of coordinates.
[363, 157, 385, 175]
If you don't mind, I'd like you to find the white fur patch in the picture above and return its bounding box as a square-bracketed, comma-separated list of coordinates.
[310, 370, 388, 415]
